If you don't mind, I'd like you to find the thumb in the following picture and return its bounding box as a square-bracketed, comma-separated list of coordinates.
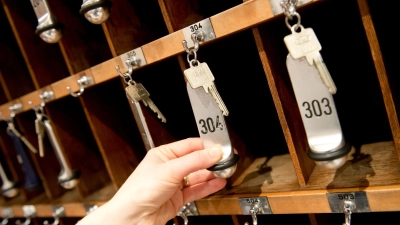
[164, 146, 223, 182]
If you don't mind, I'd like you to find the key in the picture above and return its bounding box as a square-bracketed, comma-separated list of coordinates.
[35, 117, 45, 157]
[7, 122, 38, 154]
[184, 61, 229, 116]
[126, 83, 167, 123]
[284, 26, 337, 94]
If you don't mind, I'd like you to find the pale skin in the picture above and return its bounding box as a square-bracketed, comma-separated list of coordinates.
[77, 138, 226, 225]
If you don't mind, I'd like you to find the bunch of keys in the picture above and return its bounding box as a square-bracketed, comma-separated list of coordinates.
[116, 58, 166, 123]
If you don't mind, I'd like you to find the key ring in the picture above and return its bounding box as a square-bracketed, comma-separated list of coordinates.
[285, 12, 301, 31]
[187, 51, 198, 66]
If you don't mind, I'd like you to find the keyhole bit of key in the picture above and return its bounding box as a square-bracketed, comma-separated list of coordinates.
[0, 162, 19, 198]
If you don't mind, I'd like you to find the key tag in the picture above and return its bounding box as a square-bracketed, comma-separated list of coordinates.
[28, 93, 80, 189]
[183, 31, 239, 178]
[281, 0, 351, 169]
[0, 162, 19, 198]
[30, 0, 63, 43]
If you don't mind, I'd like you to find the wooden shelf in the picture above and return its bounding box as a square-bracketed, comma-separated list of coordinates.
[0, 0, 320, 118]
[1, 0, 399, 223]
[1, 142, 399, 217]
[196, 141, 400, 214]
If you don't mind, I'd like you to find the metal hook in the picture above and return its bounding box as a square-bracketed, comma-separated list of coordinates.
[280, 0, 298, 20]
[15, 218, 31, 225]
[43, 206, 64, 225]
[28, 101, 44, 115]
[67, 76, 94, 97]
[244, 200, 260, 225]
[43, 217, 59, 225]
[177, 206, 189, 225]
[8, 104, 23, 118]
[38, 91, 54, 107]
[182, 30, 204, 54]
[342, 200, 355, 225]
[116, 58, 140, 85]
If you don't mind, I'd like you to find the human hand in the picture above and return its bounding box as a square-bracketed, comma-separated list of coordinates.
[77, 138, 226, 225]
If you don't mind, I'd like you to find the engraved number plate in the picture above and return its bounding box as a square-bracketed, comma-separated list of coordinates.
[182, 18, 216, 49]
[286, 54, 344, 153]
[119, 47, 147, 71]
[186, 83, 232, 163]
[327, 192, 370, 213]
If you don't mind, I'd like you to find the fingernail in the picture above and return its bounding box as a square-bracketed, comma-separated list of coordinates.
[207, 146, 223, 159]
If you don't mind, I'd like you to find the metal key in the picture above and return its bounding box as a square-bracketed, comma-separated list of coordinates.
[35, 117, 45, 158]
[284, 26, 337, 94]
[184, 61, 229, 116]
[7, 122, 37, 154]
[126, 83, 166, 123]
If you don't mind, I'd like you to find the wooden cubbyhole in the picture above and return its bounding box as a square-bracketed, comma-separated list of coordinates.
[1, 0, 70, 88]
[252, 0, 396, 189]
[0, 6, 36, 100]
[14, 97, 111, 202]
[45, 0, 112, 74]
[79, 78, 147, 189]
[158, 0, 243, 32]
[0, 120, 44, 201]
[362, 0, 400, 154]
[129, 57, 199, 147]
[177, 30, 292, 190]
[367, 0, 399, 111]
[102, 0, 169, 57]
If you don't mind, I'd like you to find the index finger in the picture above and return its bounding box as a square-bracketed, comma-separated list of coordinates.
[153, 138, 204, 160]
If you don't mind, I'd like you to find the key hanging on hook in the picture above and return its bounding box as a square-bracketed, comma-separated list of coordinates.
[80, 0, 112, 24]
[183, 29, 239, 178]
[244, 200, 261, 225]
[1, 108, 42, 192]
[2, 106, 38, 154]
[29, 95, 80, 189]
[175, 202, 199, 225]
[30, 0, 63, 43]
[281, 1, 351, 169]
[342, 200, 355, 225]
[116, 58, 167, 123]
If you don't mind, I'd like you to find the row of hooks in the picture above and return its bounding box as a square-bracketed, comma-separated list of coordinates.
[0, 205, 98, 225]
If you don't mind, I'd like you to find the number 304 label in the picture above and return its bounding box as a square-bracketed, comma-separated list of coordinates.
[182, 18, 216, 49]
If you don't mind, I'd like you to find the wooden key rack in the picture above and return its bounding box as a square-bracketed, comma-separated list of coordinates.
[0, 0, 399, 224]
